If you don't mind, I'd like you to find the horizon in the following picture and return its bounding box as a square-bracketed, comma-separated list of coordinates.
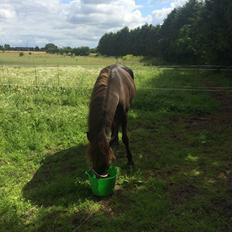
[0, 0, 188, 48]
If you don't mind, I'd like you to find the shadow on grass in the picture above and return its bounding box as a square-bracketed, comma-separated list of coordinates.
[133, 69, 218, 115]
[21, 68, 232, 231]
[23, 144, 95, 207]
[22, 69, 210, 206]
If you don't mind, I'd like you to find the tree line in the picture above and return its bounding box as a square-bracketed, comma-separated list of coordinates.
[98, 0, 232, 65]
[43, 44, 92, 56]
[0, 44, 40, 52]
[0, 43, 93, 56]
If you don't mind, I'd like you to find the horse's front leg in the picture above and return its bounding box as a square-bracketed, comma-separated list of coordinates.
[110, 119, 119, 147]
[121, 112, 134, 167]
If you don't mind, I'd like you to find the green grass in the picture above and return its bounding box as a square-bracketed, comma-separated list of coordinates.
[0, 55, 232, 231]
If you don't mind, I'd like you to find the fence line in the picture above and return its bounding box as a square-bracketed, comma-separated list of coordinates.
[136, 87, 232, 92]
[1, 65, 232, 92]
[1, 65, 231, 84]
[1, 83, 232, 92]
[0, 83, 91, 89]
[0, 64, 232, 70]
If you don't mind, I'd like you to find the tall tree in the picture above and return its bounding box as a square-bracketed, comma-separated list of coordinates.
[4, 44, 11, 50]
[44, 43, 58, 54]
[97, 0, 231, 65]
[160, 0, 203, 63]
[200, 0, 232, 64]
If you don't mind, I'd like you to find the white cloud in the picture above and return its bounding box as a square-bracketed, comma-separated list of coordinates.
[0, 4, 16, 20]
[152, 7, 173, 24]
[67, 0, 149, 29]
[0, 0, 150, 47]
[152, 0, 188, 25]
[170, 0, 188, 8]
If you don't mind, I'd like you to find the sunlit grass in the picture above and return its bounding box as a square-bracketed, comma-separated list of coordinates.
[0, 56, 232, 231]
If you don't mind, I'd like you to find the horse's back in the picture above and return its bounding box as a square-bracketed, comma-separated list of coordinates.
[90, 64, 135, 117]
[107, 64, 135, 110]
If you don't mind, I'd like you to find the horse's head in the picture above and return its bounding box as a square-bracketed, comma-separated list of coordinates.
[87, 130, 115, 176]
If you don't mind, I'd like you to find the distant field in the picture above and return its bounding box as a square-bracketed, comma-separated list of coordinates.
[0, 51, 141, 66]
[0, 55, 232, 231]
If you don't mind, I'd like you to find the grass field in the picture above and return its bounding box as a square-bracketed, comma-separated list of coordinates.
[0, 51, 141, 66]
[0, 53, 232, 231]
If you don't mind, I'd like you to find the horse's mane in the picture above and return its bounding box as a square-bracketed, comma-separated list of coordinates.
[87, 66, 113, 170]
[88, 64, 134, 138]
[88, 66, 110, 139]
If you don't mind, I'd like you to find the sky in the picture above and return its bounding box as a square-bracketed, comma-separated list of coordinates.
[0, 0, 188, 48]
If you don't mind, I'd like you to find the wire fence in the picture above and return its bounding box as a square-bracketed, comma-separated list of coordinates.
[1, 83, 232, 93]
[0, 65, 97, 89]
[0, 65, 232, 92]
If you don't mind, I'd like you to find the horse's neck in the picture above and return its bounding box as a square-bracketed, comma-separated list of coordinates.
[89, 72, 109, 138]
[90, 67, 119, 141]
[104, 126, 111, 143]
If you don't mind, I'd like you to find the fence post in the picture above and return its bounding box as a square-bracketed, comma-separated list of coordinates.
[0, 66, 4, 85]
[57, 65, 60, 87]
[6, 67, 10, 86]
[34, 66, 38, 86]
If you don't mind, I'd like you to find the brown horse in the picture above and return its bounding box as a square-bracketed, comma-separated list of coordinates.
[87, 64, 136, 177]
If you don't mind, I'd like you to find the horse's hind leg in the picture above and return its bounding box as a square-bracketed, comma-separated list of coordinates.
[121, 112, 134, 166]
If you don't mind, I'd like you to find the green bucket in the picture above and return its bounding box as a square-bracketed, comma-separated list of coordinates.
[85, 166, 119, 197]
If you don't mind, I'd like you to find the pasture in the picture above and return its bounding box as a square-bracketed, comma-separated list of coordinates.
[0, 52, 232, 231]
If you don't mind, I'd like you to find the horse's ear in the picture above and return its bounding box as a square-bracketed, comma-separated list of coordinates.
[86, 132, 90, 141]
